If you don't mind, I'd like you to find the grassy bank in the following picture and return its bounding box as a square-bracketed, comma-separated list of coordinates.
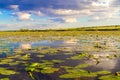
[0, 31, 120, 38]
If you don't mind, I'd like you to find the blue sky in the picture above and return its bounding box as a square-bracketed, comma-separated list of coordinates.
[0, 0, 120, 30]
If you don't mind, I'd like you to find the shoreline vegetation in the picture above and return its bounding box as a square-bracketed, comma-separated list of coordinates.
[0, 25, 119, 38]
[1, 25, 120, 32]
[0, 31, 120, 39]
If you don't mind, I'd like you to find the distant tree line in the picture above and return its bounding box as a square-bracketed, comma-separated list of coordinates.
[2, 25, 120, 32]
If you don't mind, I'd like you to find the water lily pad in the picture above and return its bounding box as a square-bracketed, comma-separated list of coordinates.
[0, 58, 13, 65]
[99, 75, 120, 80]
[71, 52, 89, 60]
[25, 60, 60, 74]
[41, 67, 59, 74]
[20, 54, 31, 60]
[115, 71, 120, 76]
[60, 63, 111, 79]
[94, 71, 111, 75]
[36, 55, 45, 58]
[52, 60, 64, 63]
[60, 69, 97, 78]
[0, 78, 9, 80]
[40, 48, 58, 54]
[0, 67, 18, 75]
[75, 64, 89, 68]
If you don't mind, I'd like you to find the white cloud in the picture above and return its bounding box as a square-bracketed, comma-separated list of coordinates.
[91, 0, 114, 7]
[9, 0, 119, 24]
[45, 8, 92, 16]
[10, 5, 19, 10]
[93, 16, 100, 20]
[62, 17, 77, 23]
[54, 9, 80, 15]
[16, 12, 31, 20]
[29, 11, 43, 16]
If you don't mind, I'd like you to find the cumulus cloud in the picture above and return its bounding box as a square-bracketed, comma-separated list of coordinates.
[93, 16, 100, 20]
[44, 9, 92, 17]
[29, 11, 43, 16]
[38, 0, 120, 22]
[0, 0, 120, 29]
[62, 17, 77, 23]
[16, 12, 31, 20]
[10, 5, 19, 10]
[91, 0, 111, 7]
[50, 17, 78, 23]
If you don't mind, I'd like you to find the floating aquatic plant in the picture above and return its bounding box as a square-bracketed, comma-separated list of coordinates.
[115, 71, 120, 76]
[25, 63, 41, 72]
[40, 48, 58, 55]
[60, 69, 111, 79]
[52, 60, 64, 64]
[106, 54, 120, 59]
[75, 64, 89, 69]
[60, 69, 97, 78]
[0, 58, 13, 65]
[0, 78, 9, 80]
[60, 63, 111, 79]
[41, 67, 59, 74]
[25, 60, 61, 74]
[36, 54, 45, 58]
[71, 52, 89, 60]
[99, 75, 120, 80]
[0, 67, 18, 75]
[94, 70, 111, 75]
[20, 54, 31, 60]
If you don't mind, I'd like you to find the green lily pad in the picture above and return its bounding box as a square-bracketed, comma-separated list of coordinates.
[20, 54, 31, 60]
[41, 67, 59, 74]
[60, 69, 97, 78]
[75, 64, 89, 68]
[99, 75, 120, 80]
[0, 78, 9, 80]
[0, 67, 18, 75]
[71, 52, 89, 60]
[25, 60, 60, 74]
[52, 60, 64, 63]
[94, 71, 111, 75]
[40, 48, 58, 54]
[60, 63, 111, 79]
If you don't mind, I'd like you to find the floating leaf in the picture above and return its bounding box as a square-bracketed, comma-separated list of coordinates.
[0, 67, 18, 75]
[99, 75, 120, 80]
[0, 78, 9, 80]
